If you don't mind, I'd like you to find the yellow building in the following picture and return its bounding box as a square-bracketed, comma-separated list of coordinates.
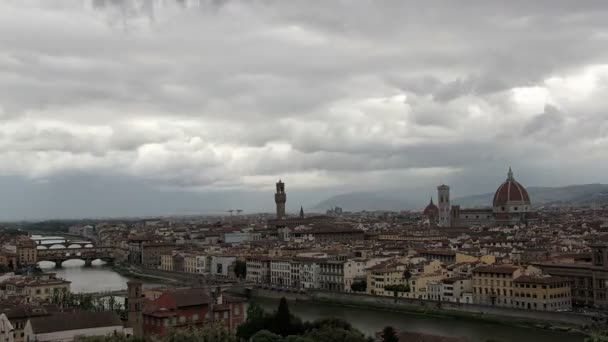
[367, 266, 407, 296]
[455, 252, 496, 265]
[513, 275, 572, 311]
[16, 238, 37, 267]
[2, 273, 70, 303]
[409, 272, 445, 299]
[367, 260, 447, 299]
[160, 254, 173, 271]
[183, 253, 198, 274]
[472, 264, 521, 307]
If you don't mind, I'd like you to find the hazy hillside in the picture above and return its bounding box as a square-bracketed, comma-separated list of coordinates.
[314, 192, 415, 211]
[454, 183, 608, 207]
[314, 184, 608, 211]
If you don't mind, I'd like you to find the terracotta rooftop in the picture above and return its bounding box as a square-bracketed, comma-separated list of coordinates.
[514, 275, 571, 284]
[472, 265, 520, 274]
[28, 311, 122, 334]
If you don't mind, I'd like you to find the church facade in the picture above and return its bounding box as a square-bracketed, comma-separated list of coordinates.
[437, 168, 536, 228]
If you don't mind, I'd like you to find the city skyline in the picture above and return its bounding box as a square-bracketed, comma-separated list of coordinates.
[1, 1, 608, 219]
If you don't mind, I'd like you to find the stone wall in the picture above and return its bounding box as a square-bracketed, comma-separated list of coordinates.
[250, 288, 312, 301]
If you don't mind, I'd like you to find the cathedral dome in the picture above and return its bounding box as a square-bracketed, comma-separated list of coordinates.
[423, 198, 439, 219]
[493, 167, 531, 209]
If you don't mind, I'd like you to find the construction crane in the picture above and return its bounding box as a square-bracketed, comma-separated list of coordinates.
[225, 209, 244, 216]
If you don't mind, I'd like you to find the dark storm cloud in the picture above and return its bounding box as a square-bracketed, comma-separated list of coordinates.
[0, 0, 607, 218]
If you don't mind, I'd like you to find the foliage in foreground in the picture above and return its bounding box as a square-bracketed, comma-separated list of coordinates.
[80, 298, 381, 342]
[238, 298, 373, 342]
[586, 331, 608, 342]
[78, 323, 235, 342]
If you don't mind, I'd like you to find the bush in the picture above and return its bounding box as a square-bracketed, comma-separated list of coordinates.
[384, 284, 410, 292]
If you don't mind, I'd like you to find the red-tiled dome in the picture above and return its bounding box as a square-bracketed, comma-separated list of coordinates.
[493, 167, 531, 206]
[423, 198, 439, 217]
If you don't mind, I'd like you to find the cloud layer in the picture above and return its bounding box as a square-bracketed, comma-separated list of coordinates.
[1, 0, 607, 218]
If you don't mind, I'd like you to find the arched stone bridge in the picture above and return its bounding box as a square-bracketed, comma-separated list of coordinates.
[37, 246, 115, 267]
[34, 239, 94, 249]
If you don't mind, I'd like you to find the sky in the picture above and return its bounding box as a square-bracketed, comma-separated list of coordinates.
[0, 0, 607, 220]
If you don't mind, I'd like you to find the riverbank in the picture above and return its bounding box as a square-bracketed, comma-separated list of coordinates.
[252, 297, 587, 342]
[111, 264, 182, 284]
[250, 288, 593, 337]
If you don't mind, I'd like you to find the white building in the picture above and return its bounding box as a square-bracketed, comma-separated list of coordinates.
[196, 255, 211, 275]
[270, 259, 292, 287]
[246, 257, 271, 284]
[0, 314, 14, 342]
[343, 258, 389, 292]
[299, 259, 320, 289]
[441, 277, 473, 303]
[210, 256, 236, 278]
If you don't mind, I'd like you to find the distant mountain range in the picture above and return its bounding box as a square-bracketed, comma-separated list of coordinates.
[313, 184, 608, 211]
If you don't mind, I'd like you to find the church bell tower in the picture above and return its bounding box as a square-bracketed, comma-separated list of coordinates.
[126, 281, 143, 337]
[437, 184, 451, 227]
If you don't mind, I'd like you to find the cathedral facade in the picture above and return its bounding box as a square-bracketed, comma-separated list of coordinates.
[438, 168, 535, 228]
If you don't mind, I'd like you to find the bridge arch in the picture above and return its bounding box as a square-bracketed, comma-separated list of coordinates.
[36, 246, 115, 268]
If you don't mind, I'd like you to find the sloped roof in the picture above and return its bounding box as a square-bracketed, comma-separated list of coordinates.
[166, 288, 212, 307]
[28, 311, 122, 334]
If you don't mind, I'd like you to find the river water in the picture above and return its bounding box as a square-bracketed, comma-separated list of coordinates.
[34, 235, 162, 293]
[33, 236, 585, 342]
[252, 296, 586, 342]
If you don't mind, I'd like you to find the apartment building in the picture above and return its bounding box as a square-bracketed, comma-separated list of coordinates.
[472, 265, 522, 307]
[512, 275, 572, 311]
[367, 265, 407, 296]
[343, 257, 388, 293]
[16, 238, 37, 268]
[299, 259, 320, 289]
[318, 260, 345, 291]
[1, 274, 71, 303]
[270, 259, 292, 287]
[245, 256, 270, 284]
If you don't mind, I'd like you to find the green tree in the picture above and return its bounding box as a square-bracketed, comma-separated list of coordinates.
[75, 331, 149, 342]
[274, 297, 293, 336]
[403, 269, 412, 281]
[303, 326, 369, 342]
[381, 326, 399, 342]
[236, 303, 272, 340]
[251, 330, 284, 342]
[283, 336, 315, 342]
[586, 331, 608, 342]
[306, 318, 352, 331]
[350, 281, 366, 292]
[165, 324, 236, 342]
[234, 260, 247, 279]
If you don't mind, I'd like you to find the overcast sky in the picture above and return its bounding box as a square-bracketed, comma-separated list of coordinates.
[1, 0, 607, 220]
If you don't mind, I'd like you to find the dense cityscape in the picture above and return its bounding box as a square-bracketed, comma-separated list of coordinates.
[2, 1, 608, 342]
[0, 168, 606, 341]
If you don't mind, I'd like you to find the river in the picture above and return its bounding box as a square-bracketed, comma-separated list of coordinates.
[252, 296, 586, 342]
[34, 235, 162, 293]
[32, 236, 586, 341]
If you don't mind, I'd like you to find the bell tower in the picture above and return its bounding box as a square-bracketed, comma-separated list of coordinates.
[275, 180, 286, 220]
[437, 184, 451, 227]
[126, 281, 143, 337]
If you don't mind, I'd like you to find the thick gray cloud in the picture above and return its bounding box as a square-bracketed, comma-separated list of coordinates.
[0, 0, 607, 219]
